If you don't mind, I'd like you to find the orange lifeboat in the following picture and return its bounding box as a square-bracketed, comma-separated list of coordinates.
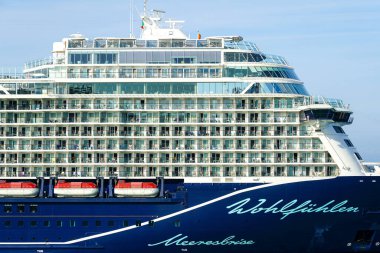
[114, 181, 159, 198]
[0, 181, 39, 197]
[54, 180, 98, 198]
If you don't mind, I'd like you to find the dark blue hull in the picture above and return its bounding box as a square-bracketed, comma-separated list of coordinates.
[0, 177, 379, 253]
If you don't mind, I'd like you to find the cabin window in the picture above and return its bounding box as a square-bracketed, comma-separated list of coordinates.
[355, 152, 363, 160]
[96, 220, 102, 227]
[17, 221, 24, 227]
[136, 220, 141, 227]
[43, 221, 50, 227]
[4, 221, 11, 227]
[82, 221, 89, 227]
[70, 220, 76, 227]
[354, 230, 375, 245]
[333, 126, 345, 134]
[172, 57, 195, 64]
[148, 220, 155, 227]
[123, 220, 128, 227]
[174, 220, 181, 228]
[344, 139, 354, 147]
[17, 204, 25, 213]
[30, 204, 38, 213]
[95, 53, 117, 64]
[56, 220, 63, 227]
[30, 221, 37, 227]
[69, 53, 91, 64]
[108, 221, 114, 227]
[4, 204, 12, 213]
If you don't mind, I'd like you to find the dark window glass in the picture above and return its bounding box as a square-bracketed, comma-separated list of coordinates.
[96, 53, 117, 64]
[43, 221, 50, 227]
[95, 220, 101, 227]
[30, 205, 38, 213]
[355, 152, 363, 160]
[123, 220, 128, 227]
[108, 221, 114, 227]
[333, 126, 345, 134]
[4, 221, 11, 227]
[174, 220, 181, 228]
[136, 220, 141, 227]
[344, 139, 354, 147]
[69, 54, 91, 64]
[30, 221, 37, 227]
[148, 220, 154, 227]
[354, 230, 375, 245]
[70, 220, 76, 227]
[82, 221, 89, 227]
[4, 204, 12, 213]
[68, 84, 93, 94]
[17, 221, 24, 227]
[172, 57, 195, 64]
[56, 221, 63, 227]
[17, 205, 25, 213]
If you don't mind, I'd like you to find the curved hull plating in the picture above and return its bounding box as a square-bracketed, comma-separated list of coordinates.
[0, 177, 379, 253]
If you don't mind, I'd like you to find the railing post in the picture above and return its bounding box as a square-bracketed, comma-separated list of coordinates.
[98, 177, 104, 198]
[157, 176, 164, 197]
[38, 177, 44, 197]
[107, 176, 116, 198]
[48, 177, 55, 198]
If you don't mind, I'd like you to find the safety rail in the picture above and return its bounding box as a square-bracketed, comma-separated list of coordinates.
[24, 58, 54, 70]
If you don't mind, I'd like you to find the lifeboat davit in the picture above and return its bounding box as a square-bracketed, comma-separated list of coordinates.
[0, 181, 39, 197]
[54, 180, 98, 198]
[114, 181, 159, 198]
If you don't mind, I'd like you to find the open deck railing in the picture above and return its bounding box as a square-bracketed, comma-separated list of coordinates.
[24, 58, 54, 70]
[0, 68, 25, 79]
[311, 96, 349, 109]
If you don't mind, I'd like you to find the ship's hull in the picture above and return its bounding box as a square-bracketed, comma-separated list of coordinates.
[0, 176, 379, 253]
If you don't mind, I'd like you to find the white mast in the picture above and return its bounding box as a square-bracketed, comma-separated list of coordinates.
[129, 0, 134, 38]
[143, 0, 148, 17]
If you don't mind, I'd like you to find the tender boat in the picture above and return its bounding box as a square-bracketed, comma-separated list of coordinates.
[54, 180, 99, 198]
[0, 181, 39, 197]
[114, 181, 159, 198]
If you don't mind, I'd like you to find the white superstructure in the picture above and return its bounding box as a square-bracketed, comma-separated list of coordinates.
[0, 7, 368, 185]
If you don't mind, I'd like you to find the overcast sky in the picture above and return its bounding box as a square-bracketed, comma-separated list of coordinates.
[0, 0, 379, 161]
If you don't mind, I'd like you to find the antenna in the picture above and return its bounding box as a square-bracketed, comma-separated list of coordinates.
[143, 0, 148, 17]
[153, 9, 166, 14]
[129, 0, 134, 38]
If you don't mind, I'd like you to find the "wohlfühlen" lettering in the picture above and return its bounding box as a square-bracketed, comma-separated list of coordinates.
[226, 198, 359, 220]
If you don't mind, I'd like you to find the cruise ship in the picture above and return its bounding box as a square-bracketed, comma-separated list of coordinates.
[0, 2, 379, 253]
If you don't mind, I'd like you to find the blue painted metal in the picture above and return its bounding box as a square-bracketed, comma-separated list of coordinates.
[38, 177, 44, 198]
[0, 177, 378, 252]
[48, 177, 55, 198]
[98, 177, 104, 198]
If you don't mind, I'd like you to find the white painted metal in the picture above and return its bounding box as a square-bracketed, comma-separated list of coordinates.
[54, 188, 99, 198]
[0, 188, 39, 198]
[114, 188, 159, 198]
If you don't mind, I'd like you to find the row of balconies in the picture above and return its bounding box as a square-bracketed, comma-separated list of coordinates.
[0, 144, 324, 151]
[0, 165, 338, 178]
[0, 130, 311, 138]
[0, 98, 305, 109]
[0, 117, 298, 125]
[1, 103, 292, 111]
[0, 157, 332, 165]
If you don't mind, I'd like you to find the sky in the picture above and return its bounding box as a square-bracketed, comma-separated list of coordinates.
[0, 0, 379, 161]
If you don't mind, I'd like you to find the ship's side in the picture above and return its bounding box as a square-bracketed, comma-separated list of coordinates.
[0, 9, 378, 253]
